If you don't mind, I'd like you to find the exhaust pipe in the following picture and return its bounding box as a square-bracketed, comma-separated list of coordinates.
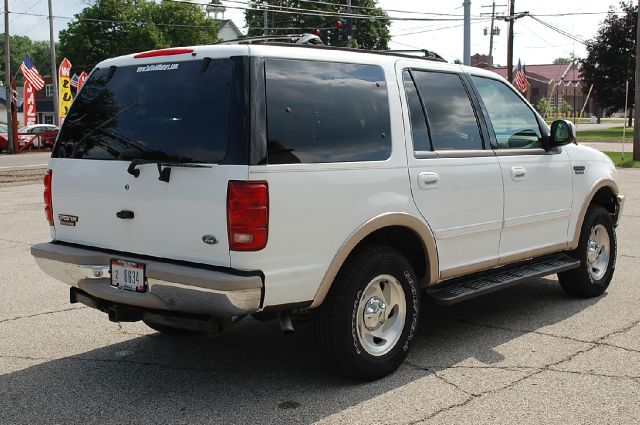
[278, 311, 294, 334]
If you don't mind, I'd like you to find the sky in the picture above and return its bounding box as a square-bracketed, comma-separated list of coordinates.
[2, 0, 621, 65]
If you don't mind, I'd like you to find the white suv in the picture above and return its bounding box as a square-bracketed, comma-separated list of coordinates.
[32, 42, 624, 380]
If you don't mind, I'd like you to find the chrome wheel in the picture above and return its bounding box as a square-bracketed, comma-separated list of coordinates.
[356, 274, 406, 356]
[587, 224, 610, 281]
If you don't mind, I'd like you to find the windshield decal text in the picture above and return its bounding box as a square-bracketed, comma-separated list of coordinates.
[136, 64, 179, 73]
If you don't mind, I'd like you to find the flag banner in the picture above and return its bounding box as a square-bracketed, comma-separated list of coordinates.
[58, 58, 73, 124]
[23, 80, 37, 126]
[513, 59, 528, 94]
[70, 73, 79, 88]
[77, 71, 88, 91]
[19, 56, 45, 91]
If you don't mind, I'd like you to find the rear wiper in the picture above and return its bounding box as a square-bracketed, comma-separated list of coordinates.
[127, 159, 212, 183]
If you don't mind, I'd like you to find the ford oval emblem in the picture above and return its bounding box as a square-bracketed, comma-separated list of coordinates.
[202, 235, 219, 245]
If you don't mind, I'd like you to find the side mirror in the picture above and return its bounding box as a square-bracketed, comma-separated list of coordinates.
[549, 119, 576, 147]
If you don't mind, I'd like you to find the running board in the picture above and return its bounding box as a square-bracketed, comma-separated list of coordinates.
[426, 254, 580, 305]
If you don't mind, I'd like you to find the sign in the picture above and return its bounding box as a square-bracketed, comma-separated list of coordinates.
[58, 57, 73, 124]
[23, 80, 37, 126]
[77, 71, 88, 91]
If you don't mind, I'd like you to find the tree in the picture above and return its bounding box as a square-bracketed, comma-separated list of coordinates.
[58, 0, 219, 71]
[535, 96, 550, 117]
[553, 57, 572, 65]
[244, 0, 390, 50]
[0, 34, 50, 83]
[579, 2, 637, 116]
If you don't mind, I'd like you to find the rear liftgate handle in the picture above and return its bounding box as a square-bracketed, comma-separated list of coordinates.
[418, 172, 440, 190]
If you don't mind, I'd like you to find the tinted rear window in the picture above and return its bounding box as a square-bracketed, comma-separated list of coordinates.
[54, 59, 234, 163]
[265, 59, 391, 164]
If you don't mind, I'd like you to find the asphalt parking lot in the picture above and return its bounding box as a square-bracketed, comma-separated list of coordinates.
[1, 170, 639, 425]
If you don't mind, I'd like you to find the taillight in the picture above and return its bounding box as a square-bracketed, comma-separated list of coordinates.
[44, 169, 53, 226]
[227, 181, 269, 251]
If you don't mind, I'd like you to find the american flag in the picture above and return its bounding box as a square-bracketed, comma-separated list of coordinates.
[19, 56, 45, 91]
[513, 59, 528, 94]
[70, 73, 80, 88]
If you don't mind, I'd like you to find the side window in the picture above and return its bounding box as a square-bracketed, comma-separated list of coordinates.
[402, 70, 431, 152]
[265, 59, 391, 164]
[411, 70, 483, 150]
[471, 76, 542, 149]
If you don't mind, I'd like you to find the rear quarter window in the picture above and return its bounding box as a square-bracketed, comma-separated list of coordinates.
[264, 59, 391, 164]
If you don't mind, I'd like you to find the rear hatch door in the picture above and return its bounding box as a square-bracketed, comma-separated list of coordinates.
[50, 54, 249, 267]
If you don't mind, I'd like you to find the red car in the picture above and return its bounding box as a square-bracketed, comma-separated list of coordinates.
[0, 124, 8, 153]
[18, 124, 59, 149]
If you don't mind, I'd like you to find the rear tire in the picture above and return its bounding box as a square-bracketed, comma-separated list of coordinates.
[312, 245, 421, 381]
[558, 205, 616, 298]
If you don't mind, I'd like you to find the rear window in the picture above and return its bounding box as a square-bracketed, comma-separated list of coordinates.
[265, 59, 391, 164]
[54, 59, 234, 163]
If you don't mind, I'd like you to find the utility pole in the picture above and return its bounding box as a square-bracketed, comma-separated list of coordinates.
[482, 3, 505, 68]
[506, 0, 515, 82]
[633, 0, 640, 161]
[48, 0, 59, 126]
[4, 0, 15, 154]
[346, 0, 352, 45]
[463, 0, 471, 65]
[488, 2, 496, 67]
[263, 0, 268, 35]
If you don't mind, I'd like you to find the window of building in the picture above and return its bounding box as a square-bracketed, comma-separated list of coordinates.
[45, 84, 54, 97]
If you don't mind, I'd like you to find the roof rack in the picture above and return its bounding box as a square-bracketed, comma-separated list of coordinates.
[216, 34, 324, 46]
[216, 33, 447, 63]
[379, 49, 446, 62]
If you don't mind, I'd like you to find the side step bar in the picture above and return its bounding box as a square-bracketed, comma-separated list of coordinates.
[426, 254, 580, 305]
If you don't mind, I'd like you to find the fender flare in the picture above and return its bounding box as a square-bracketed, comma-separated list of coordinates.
[309, 212, 438, 308]
[568, 178, 619, 250]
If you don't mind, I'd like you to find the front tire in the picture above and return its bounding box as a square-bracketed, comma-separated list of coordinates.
[558, 205, 617, 297]
[312, 245, 421, 381]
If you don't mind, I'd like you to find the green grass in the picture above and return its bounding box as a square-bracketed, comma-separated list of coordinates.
[544, 117, 593, 125]
[604, 151, 640, 168]
[576, 126, 634, 142]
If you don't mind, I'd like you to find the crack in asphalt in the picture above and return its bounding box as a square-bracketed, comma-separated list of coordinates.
[407, 318, 640, 424]
[431, 315, 640, 354]
[0, 306, 87, 324]
[620, 254, 640, 259]
[0, 237, 30, 246]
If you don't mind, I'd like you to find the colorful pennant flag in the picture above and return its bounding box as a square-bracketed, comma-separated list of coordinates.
[58, 57, 73, 124]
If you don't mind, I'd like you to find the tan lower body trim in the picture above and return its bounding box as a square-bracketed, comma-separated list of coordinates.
[437, 242, 568, 283]
[309, 212, 438, 308]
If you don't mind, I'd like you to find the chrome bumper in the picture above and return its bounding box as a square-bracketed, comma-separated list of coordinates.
[31, 242, 263, 317]
[616, 194, 625, 225]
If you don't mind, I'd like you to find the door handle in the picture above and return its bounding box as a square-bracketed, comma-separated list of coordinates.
[418, 172, 440, 189]
[511, 166, 527, 181]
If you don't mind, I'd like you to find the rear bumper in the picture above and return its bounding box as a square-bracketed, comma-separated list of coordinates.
[31, 242, 263, 317]
[615, 194, 625, 226]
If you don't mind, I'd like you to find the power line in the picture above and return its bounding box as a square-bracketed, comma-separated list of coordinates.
[391, 19, 491, 37]
[529, 15, 586, 45]
[170, 0, 489, 22]
[9, 11, 220, 29]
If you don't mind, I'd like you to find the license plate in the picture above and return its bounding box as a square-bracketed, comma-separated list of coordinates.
[110, 259, 146, 292]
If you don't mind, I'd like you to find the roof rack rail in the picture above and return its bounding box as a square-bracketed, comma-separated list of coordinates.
[379, 49, 446, 62]
[216, 33, 447, 63]
[216, 34, 324, 46]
